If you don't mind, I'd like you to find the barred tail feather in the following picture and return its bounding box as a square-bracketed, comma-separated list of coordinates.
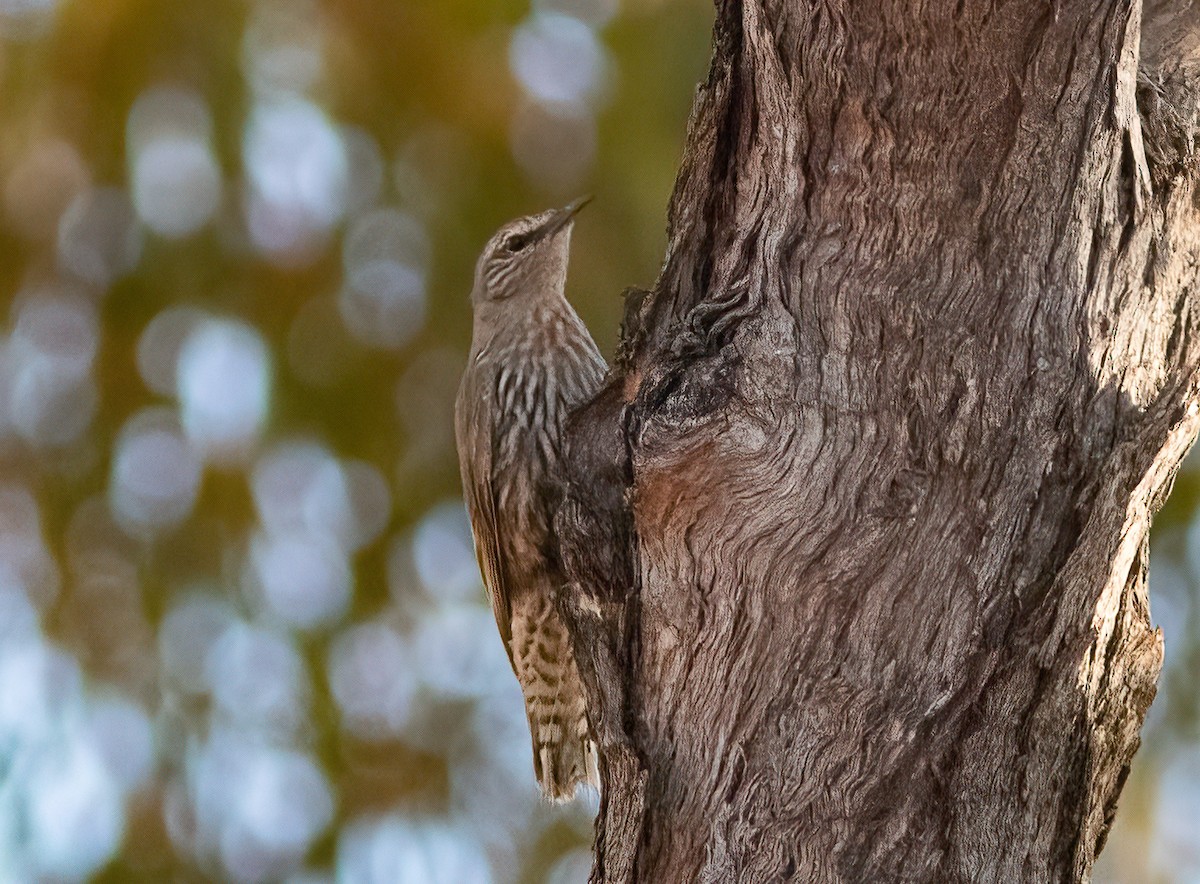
[529, 698, 600, 802]
[511, 602, 600, 802]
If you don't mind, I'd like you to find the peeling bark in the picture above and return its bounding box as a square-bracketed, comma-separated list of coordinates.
[557, 1, 1200, 880]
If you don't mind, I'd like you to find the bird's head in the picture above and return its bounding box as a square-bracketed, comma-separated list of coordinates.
[471, 196, 591, 305]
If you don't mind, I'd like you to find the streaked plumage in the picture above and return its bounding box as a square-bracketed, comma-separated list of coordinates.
[455, 200, 606, 801]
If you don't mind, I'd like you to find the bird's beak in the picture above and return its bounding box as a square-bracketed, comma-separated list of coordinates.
[537, 195, 592, 240]
[562, 194, 593, 217]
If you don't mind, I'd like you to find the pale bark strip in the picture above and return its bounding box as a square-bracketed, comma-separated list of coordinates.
[558, 1, 1200, 880]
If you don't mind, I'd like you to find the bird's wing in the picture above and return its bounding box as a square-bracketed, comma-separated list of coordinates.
[455, 372, 516, 672]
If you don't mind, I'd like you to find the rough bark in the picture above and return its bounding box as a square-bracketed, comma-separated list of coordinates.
[557, 1, 1200, 881]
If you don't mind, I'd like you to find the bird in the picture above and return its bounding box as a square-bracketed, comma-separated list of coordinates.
[455, 197, 606, 801]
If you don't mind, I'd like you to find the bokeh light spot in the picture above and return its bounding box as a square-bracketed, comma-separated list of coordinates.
[0, 483, 59, 610]
[412, 605, 512, 700]
[56, 187, 143, 288]
[25, 737, 124, 879]
[85, 694, 155, 792]
[128, 86, 221, 237]
[159, 594, 239, 695]
[0, 0, 58, 41]
[250, 530, 351, 630]
[177, 318, 271, 462]
[509, 12, 608, 108]
[243, 98, 348, 261]
[205, 621, 308, 734]
[336, 816, 495, 884]
[412, 500, 484, 605]
[109, 410, 202, 537]
[185, 729, 333, 880]
[338, 208, 429, 350]
[133, 138, 222, 237]
[327, 621, 415, 739]
[7, 291, 99, 448]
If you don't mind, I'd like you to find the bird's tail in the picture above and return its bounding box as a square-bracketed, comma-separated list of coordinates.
[528, 692, 600, 803]
[512, 606, 600, 802]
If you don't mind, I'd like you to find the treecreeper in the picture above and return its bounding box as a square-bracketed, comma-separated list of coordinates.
[454, 198, 606, 801]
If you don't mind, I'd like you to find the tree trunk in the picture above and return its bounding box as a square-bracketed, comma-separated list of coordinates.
[556, 0, 1200, 881]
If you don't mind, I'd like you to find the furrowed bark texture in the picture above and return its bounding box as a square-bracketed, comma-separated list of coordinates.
[557, 0, 1200, 881]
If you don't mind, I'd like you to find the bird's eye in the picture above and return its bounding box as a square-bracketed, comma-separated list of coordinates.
[505, 233, 528, 252]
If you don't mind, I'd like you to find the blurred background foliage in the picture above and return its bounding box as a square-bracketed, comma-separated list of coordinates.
[0, 0, 1195, 881]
